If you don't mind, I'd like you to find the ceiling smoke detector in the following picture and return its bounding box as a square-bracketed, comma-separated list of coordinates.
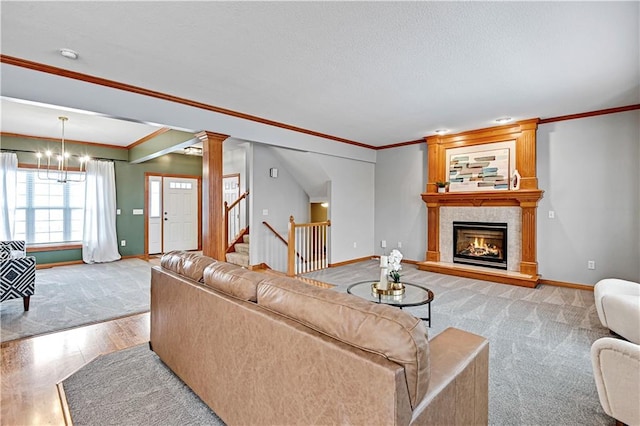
[59, 48, 79, 60]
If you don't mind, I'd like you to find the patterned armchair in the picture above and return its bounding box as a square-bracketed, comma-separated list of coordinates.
[0, 241, 36, 311]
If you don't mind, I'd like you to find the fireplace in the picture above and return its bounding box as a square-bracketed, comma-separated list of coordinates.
[453, 222, 507, 270]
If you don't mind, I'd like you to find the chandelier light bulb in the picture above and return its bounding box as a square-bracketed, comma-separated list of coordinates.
[36, 152, 43, 159]
[46, 150, 52, 157]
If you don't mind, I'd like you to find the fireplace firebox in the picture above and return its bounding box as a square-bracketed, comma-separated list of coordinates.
[453, 222, 507, 270]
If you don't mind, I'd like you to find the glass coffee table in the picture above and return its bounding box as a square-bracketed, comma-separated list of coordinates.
[346, 281, 434, 327]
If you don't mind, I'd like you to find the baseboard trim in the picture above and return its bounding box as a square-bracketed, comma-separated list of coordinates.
[539, 279, 594, 291]
[249, 263, 271, 271]
[36, 254, 146, 269]
[56, 382, 73, 426]
[36, 260, 84, 269]
[328, 256, 375, 268]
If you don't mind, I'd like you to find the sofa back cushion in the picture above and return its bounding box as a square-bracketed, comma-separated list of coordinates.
[203, 262, 264, 302]
[160, 251, 217, 282]
[257, 276, 430, 409]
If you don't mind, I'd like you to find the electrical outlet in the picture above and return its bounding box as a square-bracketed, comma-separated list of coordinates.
[262, 209, 269, 216]
[588, 260, 595, 270]
[353, 242, 357, 248]
[116, 209, 121, 215]
[381, 240, 387, 248]
[397, 241, 402, 248]
[548, 210, 555, 219]
[121, 240, 126, 247]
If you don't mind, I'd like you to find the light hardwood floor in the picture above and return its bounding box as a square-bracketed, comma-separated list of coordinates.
[1, 312, 150, 425]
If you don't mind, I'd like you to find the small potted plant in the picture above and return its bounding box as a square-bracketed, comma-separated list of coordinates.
[435, 181, 449, 193]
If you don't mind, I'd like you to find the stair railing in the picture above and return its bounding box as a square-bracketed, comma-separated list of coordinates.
[224, 190, 249, 251]
[262, 221, 299, 273]
[287, 216, 331, 276]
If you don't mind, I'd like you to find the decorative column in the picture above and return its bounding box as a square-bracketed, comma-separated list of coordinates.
[515, 120, 539, 190]
[520, 200, 539, 276]
[197, 131, 228, 261]
[426, 202, 440, 262]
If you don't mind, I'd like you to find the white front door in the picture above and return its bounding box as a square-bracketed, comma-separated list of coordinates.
[163, 177, 198, 252]
[148, 176, 162, 254]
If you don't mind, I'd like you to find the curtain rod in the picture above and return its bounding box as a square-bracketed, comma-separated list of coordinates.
[0, 148, 126, 162]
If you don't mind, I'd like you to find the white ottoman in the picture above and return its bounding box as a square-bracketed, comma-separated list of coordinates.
[594, 278, 640, 344]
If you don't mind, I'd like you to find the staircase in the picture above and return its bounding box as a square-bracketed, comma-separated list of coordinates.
[226, 234, 250, 267]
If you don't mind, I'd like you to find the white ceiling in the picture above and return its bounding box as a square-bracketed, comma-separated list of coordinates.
[0, 98, 164, 147]
[1, 2, 638, 148]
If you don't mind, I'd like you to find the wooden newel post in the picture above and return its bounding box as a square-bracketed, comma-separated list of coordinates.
[287, 216, 296, 276]
[223, 201, 229, 252]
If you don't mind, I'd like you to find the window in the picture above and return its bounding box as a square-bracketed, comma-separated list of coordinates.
[14, 169, 85, 244]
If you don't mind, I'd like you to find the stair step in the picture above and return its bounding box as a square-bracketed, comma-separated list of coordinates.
[226, 252, 249, 267]
[234, 243, 249, 254]
[243, 234, 250, 244]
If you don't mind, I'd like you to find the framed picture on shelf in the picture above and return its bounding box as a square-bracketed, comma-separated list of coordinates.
[446, 144, 513, 192]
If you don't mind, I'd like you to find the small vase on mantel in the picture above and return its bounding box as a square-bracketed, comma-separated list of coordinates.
[511, 169, 521, 190]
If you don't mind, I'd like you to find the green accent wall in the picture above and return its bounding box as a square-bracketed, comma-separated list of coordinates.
[115, 154, 202, 257]
[128, 130, 195, 163]
[30, 248, 82, 265]
[1, 135, 202, 264]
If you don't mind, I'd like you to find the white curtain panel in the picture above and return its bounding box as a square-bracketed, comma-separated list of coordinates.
[82, 160, 121, 264]
[0, 152, 18, 240]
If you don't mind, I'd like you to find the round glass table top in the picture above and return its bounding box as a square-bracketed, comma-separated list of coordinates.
[346, 281, 434, 308]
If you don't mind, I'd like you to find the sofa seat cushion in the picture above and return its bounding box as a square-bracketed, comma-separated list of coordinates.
[203, 262, 264, 302]
[257, 276, 430, 409]
[160, 251, 217, 283]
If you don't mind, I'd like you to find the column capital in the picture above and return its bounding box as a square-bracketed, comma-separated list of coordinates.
[196, 131, 229, 144]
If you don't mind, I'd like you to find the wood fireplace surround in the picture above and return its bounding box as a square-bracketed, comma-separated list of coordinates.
[418, 119, 543, 287]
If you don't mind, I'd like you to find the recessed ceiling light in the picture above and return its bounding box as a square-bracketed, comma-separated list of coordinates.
[434, 129, 449, 135]
[495, 117, 513, 124]
[59, 48, 79, 60]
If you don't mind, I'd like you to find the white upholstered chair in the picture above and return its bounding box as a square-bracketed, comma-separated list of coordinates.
[594, 278, 640, 345]
[591, 337, 640, 426]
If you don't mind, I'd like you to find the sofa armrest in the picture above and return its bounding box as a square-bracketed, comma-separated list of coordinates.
[591, 337, 640, 425]
[410, 327, 489, 425]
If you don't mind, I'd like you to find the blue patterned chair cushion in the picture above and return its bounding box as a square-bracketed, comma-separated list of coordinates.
[0, 240, 36, 303]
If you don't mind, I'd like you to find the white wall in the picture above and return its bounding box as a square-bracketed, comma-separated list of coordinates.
[537, 110, 640, 285]
[249, 144, 376, 266]
[374, 144, 428, 261]
[249, 144, 310, 266]
[313, 153, 376, 264]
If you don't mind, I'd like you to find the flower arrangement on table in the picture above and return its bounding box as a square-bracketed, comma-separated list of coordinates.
[388, 249, 403, 289]
[374, 249, 404, 295]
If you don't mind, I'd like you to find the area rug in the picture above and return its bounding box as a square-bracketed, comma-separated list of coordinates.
[62, 344, 224, 426]
[304, 260, 614, 425]
[60, 261, 614, 425]
[0, 258, 151, 342]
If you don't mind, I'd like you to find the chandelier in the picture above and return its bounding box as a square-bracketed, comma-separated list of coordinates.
[36, 116, 90, 183]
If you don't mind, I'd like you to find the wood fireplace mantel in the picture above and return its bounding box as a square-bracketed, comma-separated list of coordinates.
[418, 120, 543, 288]
[421, 189, 544, 208]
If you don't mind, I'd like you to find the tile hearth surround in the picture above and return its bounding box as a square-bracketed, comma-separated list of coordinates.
[440, 207, 521, 272]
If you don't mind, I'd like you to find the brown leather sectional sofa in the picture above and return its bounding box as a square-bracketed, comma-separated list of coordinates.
[150, 251, 489, 425]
